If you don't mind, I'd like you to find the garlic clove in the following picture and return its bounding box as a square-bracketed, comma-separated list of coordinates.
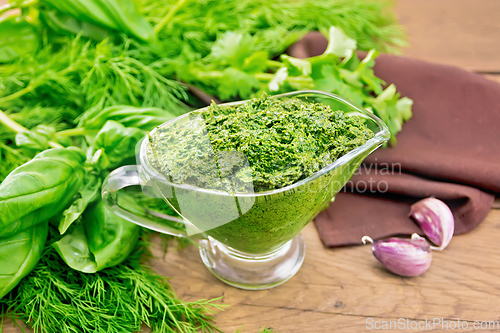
[362, 234, 432, 277]
[410, 197, 454, 251]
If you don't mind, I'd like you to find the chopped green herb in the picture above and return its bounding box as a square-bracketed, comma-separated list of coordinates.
[149, 94, 374, 193]
[147, 94, 375, 254]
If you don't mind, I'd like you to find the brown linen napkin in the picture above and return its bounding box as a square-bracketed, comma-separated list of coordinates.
[289, 32, 498, 247]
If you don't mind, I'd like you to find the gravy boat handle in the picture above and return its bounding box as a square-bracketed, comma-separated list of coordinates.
[102, 165, 189, 237]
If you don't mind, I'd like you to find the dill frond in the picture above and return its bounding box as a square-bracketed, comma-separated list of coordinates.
[0, 240, 224, 333]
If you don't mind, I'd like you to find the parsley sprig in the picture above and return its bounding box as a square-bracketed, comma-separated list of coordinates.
[170, 27, 412, 145]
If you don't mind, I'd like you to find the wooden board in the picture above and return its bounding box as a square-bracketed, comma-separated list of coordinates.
[397, 0, 500, 72]
[484, 75, 500, 84]
[147, 210, 500, 332]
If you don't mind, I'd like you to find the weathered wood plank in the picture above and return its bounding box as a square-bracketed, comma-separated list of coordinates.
[211, 304, 497, 333]
[484, 74, 500, 84]
[149, 209, 500, 333]
[396, 0, 500, 72]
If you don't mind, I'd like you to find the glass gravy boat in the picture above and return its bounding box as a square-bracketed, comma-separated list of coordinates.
[102, 90, 390, 290]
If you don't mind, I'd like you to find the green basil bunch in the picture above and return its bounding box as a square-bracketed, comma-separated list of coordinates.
[91, 120, 144, 169]
[39, 0, 156, 44]
[58, 173, 102, 234]
[79, 105, 176, 131]
[54, 200, 140, 273]
[0, 222, 48, 298]
[0, 147, 86, 237]
[0, 16, 39, 63]
[15, 125, 63, 151]
[39, 7, 109, 41]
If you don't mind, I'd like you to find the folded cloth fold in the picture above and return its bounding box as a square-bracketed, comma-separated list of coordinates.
[289, 32, 499, 247]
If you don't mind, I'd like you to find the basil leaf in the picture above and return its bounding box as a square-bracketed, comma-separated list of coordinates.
[0, 147, 86, 237]
[58, 174, 102, 235]
[84, 200, 140, 271]
[52, 224, 97, 273]
[92, 120, 144, 168]
[0, 16, 39, 63]
[15, 125, 57, 151]
[39, 7, 109, 41]
[54, 201, 140, 273]
[15, 131, 50, 151]
[88, 148, 112, 171]
[39, 0, 156, 43]
[0, 221, 48, 299]
[79, 105, 176, 131]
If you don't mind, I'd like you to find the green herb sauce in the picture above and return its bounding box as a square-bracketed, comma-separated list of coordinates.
[148, 95, 374, 253]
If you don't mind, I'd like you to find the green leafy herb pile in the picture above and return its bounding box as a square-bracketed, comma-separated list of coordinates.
[0, 102, 213, 331]
[0, 0, 409, 331]
[0, 0, 409, 180]
[149, 95, 374, 192]
[0, 238, 224, 333]
[172, 26, 413, 144]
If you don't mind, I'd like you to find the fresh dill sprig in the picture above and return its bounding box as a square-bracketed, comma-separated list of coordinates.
[0, 140, 30, 182]
[0, 32, 190, 179]
[0, 0, 406, 179]
[0, 240, 224, 333]
[0, 33, 189, 113]
[141, 0, 406, 58]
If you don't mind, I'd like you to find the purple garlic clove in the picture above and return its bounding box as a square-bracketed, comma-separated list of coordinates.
[410, 197, 454, 250]
[362, 234, 432, 277]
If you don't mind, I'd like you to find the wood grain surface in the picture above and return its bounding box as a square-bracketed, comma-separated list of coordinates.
[397, 0, 500, 72]
[152, 214, 500, 332]
[1, 0, 500, 332]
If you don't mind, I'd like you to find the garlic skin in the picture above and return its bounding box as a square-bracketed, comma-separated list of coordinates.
[363, 234, 432, 277]
[410, 197, 454, 250]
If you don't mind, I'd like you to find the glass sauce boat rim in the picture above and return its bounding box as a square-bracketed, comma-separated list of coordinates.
[140, 90, 390, 198]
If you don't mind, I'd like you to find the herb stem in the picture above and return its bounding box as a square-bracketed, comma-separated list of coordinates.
[154, 0, 187, 33]
[255, 73, 274, 81]
[194, 71, 311, 86]
[0, 109, 64, 149]
[266, 60, 283, 69]
[0, 84, 35, 105]
[255, 73, 313, 86]
[47, 141, 65, 149]
[0, 109, 28, 133]
[191, 70, 224, 80]
[0, 66, 75, 105]
[287, 76, 314, 84]
[13, 318, 27, 333]
[143, 286, 184, 332]
[56, 127, 90, 137]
